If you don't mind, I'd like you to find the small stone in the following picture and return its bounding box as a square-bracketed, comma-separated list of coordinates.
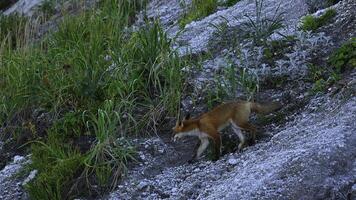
[137, 181, 149, 190]
[104, 55, 112, 61]
[171, 187, 178, 193]
[139, 153, 146, 160]
[228, 158, 238, 165]
[193, 168, 200, 173]
[13, 156, 25, 163]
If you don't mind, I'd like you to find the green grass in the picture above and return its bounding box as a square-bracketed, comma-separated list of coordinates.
[329, 38, 356, 73]
[307, 37, 355, 95]
[0, 0, 189, 198]
[301, 9, 337, 32]
[178, 0, 240, 30]
[83, 100, 136, 189]
[26, 137, 86, 200]
[206, 62, 260, 109]
[0, 14, 31, 49]
[179, 0, 218, 28]
[242, 0, 285, 46]
[38, 0, 56, 19]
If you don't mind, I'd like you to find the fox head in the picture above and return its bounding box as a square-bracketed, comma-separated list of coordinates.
[172, 113, 198, 142]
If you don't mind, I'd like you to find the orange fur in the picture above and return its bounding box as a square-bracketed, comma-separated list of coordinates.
[172, 100, 281, 161]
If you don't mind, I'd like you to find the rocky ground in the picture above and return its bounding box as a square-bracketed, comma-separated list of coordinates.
[107, 81, 356, 200]
[0, 0, 355, 199]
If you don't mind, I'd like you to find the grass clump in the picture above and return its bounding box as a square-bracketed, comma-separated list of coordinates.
[262, 36, 296, 65]
[242, 0, 285, 46]
[329, 38, 356, 73]
[300, 9, 336, 32]
[310, 38, 356, 94]
[179, 0, 218, 28]
[38, 0, 57, 19]
[26, 137, 85, 200]
[206, 62, 259, 109]
[0, 14, 31, 49]
[308, 63, 341, 94]
[83, 100, 136, 189]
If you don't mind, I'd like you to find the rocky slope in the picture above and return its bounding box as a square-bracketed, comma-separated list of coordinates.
[0, 0, 355, 199]
[108, 84, 356, 200]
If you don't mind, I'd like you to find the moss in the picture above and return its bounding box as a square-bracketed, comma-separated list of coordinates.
[329, 38, 356, 73]
[301, 9, 337, 32]
[179, 0, 218, 28]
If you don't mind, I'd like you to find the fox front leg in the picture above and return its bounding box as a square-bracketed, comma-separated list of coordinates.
[188, 140, 201, 163]
[188, 138, 210, 163]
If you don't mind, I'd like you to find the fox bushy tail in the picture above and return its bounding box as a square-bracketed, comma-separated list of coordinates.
[250, 102, 282, 114]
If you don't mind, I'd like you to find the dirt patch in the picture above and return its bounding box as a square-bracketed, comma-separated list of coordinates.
[0, 108, 51, 170]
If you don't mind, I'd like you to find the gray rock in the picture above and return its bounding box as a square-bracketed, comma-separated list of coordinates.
[0, 155, 30, 200]
[227, 158, 238, 165]
[137, 181, 150, 190]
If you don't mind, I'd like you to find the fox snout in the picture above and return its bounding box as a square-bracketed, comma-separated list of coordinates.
[172, 133, 182, 142]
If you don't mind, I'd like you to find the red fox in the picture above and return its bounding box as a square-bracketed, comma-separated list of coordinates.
[172, 100, 282, 161]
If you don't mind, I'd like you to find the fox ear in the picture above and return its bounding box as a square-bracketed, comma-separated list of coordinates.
[184, 113, 191, 120]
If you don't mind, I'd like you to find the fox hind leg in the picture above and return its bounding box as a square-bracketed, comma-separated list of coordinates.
[238, 122, 257, 144]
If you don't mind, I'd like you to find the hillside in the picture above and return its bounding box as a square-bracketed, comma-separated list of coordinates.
[0, 0, 355, 199]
